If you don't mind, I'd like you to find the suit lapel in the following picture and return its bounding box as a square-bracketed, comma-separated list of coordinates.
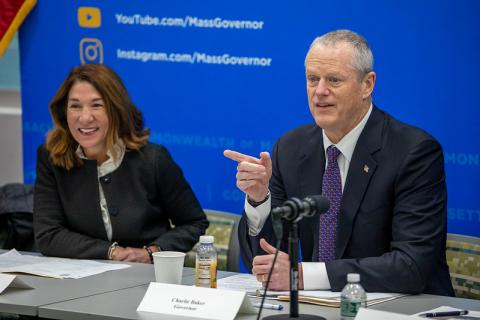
[298, 126, 325, 197]
[336, 107, 384, 258]
[297, 126, 324, 261]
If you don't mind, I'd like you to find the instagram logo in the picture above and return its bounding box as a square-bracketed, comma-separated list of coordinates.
[79, 38, 103, 64]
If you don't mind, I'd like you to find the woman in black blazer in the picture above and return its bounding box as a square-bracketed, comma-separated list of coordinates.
[34, 63, 208, 263]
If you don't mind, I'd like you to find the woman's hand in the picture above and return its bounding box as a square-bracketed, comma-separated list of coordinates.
[111, 246, 151, 263]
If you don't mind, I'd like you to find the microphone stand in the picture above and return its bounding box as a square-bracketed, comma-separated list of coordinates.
[263, 219, 326, 320]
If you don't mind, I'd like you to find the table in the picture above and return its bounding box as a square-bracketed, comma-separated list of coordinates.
[1, 261, 479, 320]
[0, 259, 193, 316]
[38, 272, 480, 320]
[38, 290, 480, 320]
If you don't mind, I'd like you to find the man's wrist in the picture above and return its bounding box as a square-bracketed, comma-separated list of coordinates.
[247, 190, 270, 207]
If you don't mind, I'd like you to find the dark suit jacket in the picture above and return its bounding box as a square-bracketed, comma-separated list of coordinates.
[34, 143, 208, 259]
[239, 107, 454, 296]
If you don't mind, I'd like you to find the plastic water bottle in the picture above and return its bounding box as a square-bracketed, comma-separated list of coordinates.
[195, 235, 217, 288]
[340, 273, 367, 319]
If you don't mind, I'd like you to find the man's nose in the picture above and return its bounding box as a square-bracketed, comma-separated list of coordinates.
[315, 80, 330, 96]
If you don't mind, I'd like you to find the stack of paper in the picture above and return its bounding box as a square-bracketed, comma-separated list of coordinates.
[0, 274, 33, 294]
[0, 249, 130, 279]
[275, 291, 406, 308]
[356, 308, 424, 319]
[217, 274, 406, 308]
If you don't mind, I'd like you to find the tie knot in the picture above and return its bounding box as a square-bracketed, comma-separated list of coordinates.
[327, 145, 341, 161]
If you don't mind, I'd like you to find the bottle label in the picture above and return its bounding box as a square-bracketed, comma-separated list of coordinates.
[340, 300, 362, 317]
[195, 258, 217, 288]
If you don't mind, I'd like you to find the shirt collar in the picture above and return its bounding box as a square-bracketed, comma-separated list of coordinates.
[75, 140, 126, 169]
[322, 104, 373, 163]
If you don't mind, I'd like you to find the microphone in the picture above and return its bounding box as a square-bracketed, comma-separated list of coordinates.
[271, 195, 330, 243]
[272, 195, 330, 221]
[265, 195, 331, 320]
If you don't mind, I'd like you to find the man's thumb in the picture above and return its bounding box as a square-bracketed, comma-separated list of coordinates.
[260, 238, 276, 254]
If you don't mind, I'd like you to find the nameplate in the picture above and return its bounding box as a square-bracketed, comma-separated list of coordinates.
[356, 308, 424, 320]
[0, 274, 33, 294]
[137, 282, 256, 320]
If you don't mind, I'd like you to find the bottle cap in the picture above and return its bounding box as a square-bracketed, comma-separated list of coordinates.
[347, 273, 360, 283]
[199, 235, 214, 243]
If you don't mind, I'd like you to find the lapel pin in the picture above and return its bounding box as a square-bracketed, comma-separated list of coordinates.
[363, 165, 369, 173]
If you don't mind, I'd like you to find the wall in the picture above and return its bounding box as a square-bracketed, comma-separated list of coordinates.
[16, 1, 480, 237]
[0, 35, 23, 186]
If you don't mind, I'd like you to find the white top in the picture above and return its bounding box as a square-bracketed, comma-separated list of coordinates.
[75, 141, 126, 241]
[244, 104, 373, 290]
[199, 235, 214, 244]
[347, 273, 360, 283]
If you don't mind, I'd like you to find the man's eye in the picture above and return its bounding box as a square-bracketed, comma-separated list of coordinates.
[307, 76, 319, 84]
[329, 77, 341, 84]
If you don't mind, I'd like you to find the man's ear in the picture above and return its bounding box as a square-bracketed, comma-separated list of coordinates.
[362, 71, 376, 99]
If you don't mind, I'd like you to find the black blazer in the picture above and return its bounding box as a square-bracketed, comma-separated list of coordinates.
[239, 107, 454, 296]
[34, 143, 208, 259]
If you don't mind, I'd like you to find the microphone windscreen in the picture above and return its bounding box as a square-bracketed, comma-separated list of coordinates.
[307, 195, 330, 214]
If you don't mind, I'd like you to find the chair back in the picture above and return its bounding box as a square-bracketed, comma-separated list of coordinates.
[185, 209, 240, 272]
[0, 183, 35, 251]
[446, 233, 480, 299]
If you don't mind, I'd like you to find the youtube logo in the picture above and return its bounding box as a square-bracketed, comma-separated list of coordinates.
[78, 7, 101, 28]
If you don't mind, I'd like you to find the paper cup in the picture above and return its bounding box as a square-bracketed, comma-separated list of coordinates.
[152, 251, 186, 284]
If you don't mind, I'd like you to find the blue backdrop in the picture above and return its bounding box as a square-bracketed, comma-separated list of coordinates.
[20, 1, 480, 240]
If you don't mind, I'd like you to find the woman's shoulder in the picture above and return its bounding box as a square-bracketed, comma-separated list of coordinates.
[37, 143, 48, 154]
[130, 142, 172, 162]
[36, 143, 51, 162]
[35, 143, 60, 175]
[139, 142, 169, 155]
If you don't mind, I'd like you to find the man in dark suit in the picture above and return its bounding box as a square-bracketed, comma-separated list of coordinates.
[224, 29, 454, 295]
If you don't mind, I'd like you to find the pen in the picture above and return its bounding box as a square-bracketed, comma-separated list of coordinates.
[252, 302, 284, 311]
[420, 310, 468, 318]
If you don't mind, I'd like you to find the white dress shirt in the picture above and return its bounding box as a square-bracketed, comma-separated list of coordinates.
[76, 141, 125, 241]
[244, 105, 373, 289]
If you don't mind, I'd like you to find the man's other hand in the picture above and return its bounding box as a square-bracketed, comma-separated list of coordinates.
[223, 150, 272, 203]
[252, 239, 304, 291]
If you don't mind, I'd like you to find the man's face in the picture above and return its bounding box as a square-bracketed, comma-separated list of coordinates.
[305, 43, 375, 143]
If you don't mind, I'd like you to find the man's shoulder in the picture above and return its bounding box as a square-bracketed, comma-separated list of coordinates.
[271, 124, 322, 162]
[278, 123, 321, 144]
[379, 108, 441, 147]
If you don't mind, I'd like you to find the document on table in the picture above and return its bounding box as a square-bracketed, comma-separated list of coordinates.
[217, 274, 406, 307]
[0, 273, 33, 294]
[356, 308, 424, 320]
[0, 249, 130, 279]
[217, 273, 264, 293]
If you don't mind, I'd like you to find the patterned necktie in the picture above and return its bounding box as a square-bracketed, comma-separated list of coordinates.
[319, 145, 342, 262]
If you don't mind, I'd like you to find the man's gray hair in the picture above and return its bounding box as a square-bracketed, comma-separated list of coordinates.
[306, 29, 374, 76]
